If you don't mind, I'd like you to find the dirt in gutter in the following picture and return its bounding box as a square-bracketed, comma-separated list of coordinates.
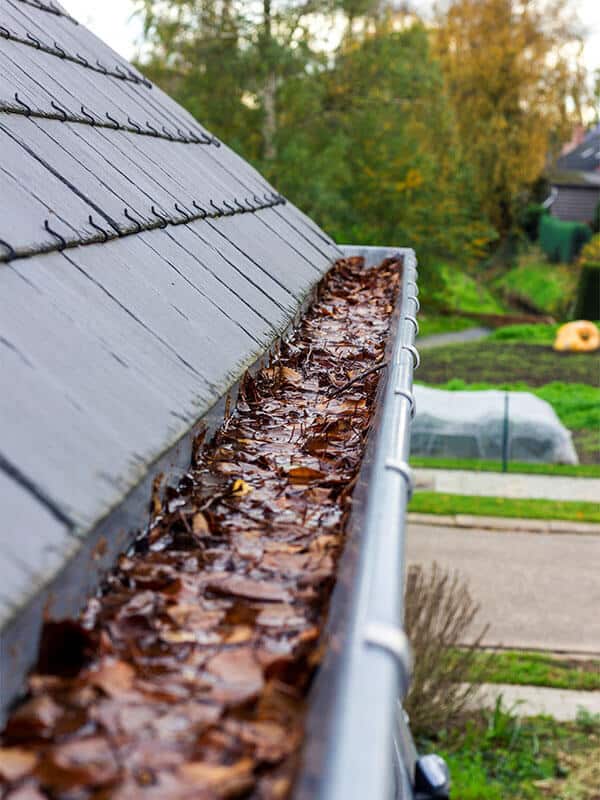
[0, 256, 401, 799]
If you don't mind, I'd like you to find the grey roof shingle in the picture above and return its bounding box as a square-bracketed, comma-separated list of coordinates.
[0, 0, 341, 711]
[556, 131, 600, 175]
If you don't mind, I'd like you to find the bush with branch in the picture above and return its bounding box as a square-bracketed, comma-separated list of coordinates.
[404, 562, 489, 735]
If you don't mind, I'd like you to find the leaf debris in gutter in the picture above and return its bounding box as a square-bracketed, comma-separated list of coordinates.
[0, 256, 402, 799]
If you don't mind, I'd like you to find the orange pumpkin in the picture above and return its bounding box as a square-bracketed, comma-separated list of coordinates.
[553, 320, 600, 353]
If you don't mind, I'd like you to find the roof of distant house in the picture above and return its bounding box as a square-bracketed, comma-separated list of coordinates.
[556, 130, 600, 174]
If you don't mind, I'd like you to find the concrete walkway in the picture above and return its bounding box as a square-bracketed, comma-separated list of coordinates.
[414, 468, 600, 503]
[418, 326, 490, 349]
[407, 522, 600, 654]
[408, 512, 600, 535]
[468, 684, 600, 721]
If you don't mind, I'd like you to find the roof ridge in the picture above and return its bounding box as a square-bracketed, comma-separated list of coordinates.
[0, 23, 151, 86]
[0, 195, 286, 264]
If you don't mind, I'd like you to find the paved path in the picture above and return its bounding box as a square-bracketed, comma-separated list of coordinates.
[417, 326, 490, 350]
[467, 684, 600, 720]
[407, 523, 600, 654]
[414, 468, 600, 503]
[408, 512, 600, 535]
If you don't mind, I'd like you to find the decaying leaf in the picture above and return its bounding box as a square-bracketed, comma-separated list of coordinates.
[286, 466, 325, 484]
[88, 659, 135, 698]
[230, 478, 254, 497]
[180, 758, 255, 796]
[36, 736, 119, 790]
[0, 747, 37, 782]
[207, 575, 291, 603]
[192, 512, 210, 535]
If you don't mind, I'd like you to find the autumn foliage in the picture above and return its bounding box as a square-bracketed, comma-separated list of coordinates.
[434, 0, 584, 235]
[136, 0, 585, 264]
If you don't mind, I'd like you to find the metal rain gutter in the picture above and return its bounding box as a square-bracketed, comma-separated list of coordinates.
[296, 246, 419, 800]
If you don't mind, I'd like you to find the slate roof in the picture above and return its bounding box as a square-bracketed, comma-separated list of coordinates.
[556, 130, 600, 175]
[0, 0, 341, 707]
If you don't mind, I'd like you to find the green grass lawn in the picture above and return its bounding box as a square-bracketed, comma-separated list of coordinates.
[410, 492, 600, 523]
[493, 247, 579, 317]
[462, 650, 600, 692]
[418, 314, 477, 338]
[489, 322, 600, 346]
[422, 263, 505, 315]
[419, 707, 600, 800]
[410, 456, 600, 479]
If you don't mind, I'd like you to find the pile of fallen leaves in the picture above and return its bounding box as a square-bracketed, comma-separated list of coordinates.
[0, 256, 401, 799]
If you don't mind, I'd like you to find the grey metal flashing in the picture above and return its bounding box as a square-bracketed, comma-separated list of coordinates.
[296, 246, 419, 800]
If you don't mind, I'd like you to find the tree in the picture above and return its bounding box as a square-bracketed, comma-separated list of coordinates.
[307, 22, 493, 265]
[135, 0, 334, 162]
[433, 0, 585, 236]
[134, 1, 494, 270]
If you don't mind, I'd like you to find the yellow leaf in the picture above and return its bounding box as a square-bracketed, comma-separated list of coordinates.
[231, 478, 253, 497]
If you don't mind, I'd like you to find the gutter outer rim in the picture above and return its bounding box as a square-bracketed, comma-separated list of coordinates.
[303, 245, 419, 800]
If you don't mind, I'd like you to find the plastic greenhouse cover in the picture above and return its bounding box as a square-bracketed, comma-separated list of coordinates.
[411, 386, 579, 465]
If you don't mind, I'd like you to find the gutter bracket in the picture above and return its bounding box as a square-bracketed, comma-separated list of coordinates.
[394, 387, 416, 418]
[399, 344, 420, 370]
[384, 459, 414, 499]
[364, 622, 412, 699]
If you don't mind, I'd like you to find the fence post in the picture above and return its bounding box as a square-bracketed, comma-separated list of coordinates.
[502, 392, 510, 473]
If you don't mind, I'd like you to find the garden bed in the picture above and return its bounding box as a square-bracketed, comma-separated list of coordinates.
[416, 341, 600, 388]
[0, 257, 402, 799]
[416, 341, 600, 464]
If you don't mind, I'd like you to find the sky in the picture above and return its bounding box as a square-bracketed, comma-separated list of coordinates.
[62, 0, 600, 73]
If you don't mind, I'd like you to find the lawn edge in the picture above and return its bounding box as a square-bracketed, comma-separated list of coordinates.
[408, 512, 600, 534]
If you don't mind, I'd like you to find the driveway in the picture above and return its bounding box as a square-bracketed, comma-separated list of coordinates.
[407, 522, 600, 654]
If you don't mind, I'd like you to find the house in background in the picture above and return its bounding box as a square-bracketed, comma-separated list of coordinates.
[548, 127, 600, 225]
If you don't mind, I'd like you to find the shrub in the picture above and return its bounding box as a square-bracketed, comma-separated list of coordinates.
[539, 214, 592, 263]
[578, 233, 600, 269]
[422, 263, 504, 314]
[404, 563, 489, 735]
[574, 234, 600, 319]
[493, 248, 578, 317]
[519, 203, 547, 241]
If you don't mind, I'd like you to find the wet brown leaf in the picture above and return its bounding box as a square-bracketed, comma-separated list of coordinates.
[207, 648, 264, 702]
[0, 747, 37, 782]
[192, 512, 210, 535]
[88, 658, 135, 698]
[4, 785, 47, 800]
[37, 736, 119, 790]
[180, 758, 255, 797]
[207, 576, 291, 604]
[4, 695, 63, 740]
[286, 466, 326, 484]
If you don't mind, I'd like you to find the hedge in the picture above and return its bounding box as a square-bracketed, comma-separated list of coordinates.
[539, 214, 592, 263]
[519, 203, 547, 241]
[574, 234, 600, 319]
